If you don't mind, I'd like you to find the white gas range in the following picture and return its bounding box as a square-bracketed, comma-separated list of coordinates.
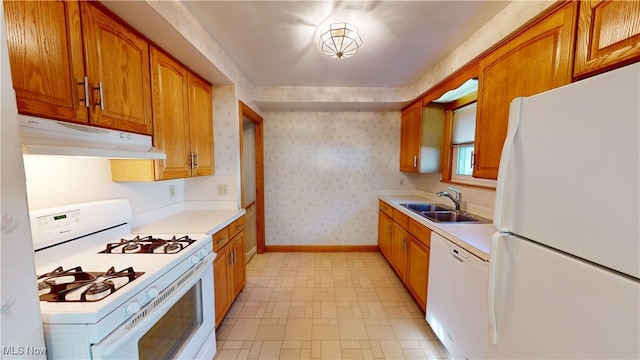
[30, 199, 217, 359]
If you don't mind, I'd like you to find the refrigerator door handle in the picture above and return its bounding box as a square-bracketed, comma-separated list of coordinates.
[494, 98, 523, 232]
[488, 231, 504, 345]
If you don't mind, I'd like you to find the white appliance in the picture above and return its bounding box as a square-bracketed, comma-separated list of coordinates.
[489, 63, 640, 359]
[30, 200, 217, 359]
[426, 232, 489, 360]
[19, 117, 166, 159]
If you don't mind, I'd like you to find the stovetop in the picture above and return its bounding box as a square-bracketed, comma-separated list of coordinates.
[37, 266, 144, 302]
[99, 235, 196, 254]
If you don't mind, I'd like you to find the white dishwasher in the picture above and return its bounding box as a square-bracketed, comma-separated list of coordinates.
[426, 232, 489, 360]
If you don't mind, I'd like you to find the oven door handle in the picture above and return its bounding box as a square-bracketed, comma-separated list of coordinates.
[91, 253, 214, 359]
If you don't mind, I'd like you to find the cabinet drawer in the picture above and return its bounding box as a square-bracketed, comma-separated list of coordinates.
[229, 216, 245, 239]
[408, 218, 431, 247]
[379, 200, 393, 217]
[212, 227, 230, 252]
[392, 209, 409, 229]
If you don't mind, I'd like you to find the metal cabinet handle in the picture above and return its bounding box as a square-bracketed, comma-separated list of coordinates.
[193, 144, 199, 169]
[216, 236, 226, 245]
[402, 238, 406, 252]
[189, 152, 196, 170]
[78, 76, 89, 107]
[471, 151, 475, 168]
[413, 155, 417, 168]
[94, 81, 105, 110]
[233, 248, 237, 265]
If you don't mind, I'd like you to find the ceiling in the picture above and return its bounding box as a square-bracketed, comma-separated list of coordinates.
[179, 1, 511, 88]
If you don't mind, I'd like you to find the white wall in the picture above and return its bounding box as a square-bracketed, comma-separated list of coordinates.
[263, 111, 400, 246]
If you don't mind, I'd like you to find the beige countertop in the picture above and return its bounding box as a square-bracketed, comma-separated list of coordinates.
[379, 194, 495, 261]
[133, 209, 245, 237]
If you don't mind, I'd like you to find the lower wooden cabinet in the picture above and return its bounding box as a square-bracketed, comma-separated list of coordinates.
[213, 215, 246, 328]
[407, 227, 431, 312]
[378, 201, 431, 310]
[391, 222, 409, 283]
[378, 212, 393, 260]
[213, 245, 231, 326]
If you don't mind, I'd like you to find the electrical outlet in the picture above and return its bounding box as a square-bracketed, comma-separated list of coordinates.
[169, 185, 175, 198]
[400, 178, 405, 187]
[217, 184, 228, 196]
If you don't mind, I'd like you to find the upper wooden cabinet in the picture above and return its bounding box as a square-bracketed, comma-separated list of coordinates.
[4, 1, 87, 124]
[188, 73, 215, 177]
[80, 1, 152, 134]
[474, 2, 577, 179]
[111, 47, 213, 181]
[151, 48, 213, 180]
[150, 47, 191, 180]
[4, 1, 152, 134]
[574, 0, 640, 79]
[399, 101, 422, 172]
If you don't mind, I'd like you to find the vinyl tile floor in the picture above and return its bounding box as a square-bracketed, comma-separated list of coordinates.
[214, 252, 448, 360]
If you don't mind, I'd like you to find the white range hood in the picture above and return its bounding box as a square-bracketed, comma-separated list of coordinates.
[19, 117, 166, 159]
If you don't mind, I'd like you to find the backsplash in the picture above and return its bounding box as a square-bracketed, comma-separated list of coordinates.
[22, 155, 184, 214]
[263, 111, 400, 246]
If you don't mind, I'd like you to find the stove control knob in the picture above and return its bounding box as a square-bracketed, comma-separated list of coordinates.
[146, 287, 160, 299]
[199, 249, 209, 258]
[125, 301, 141, 315]
[191, 255, 201, 265]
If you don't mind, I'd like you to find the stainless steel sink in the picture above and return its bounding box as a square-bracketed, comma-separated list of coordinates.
[399, 203, 487, 223]
[420, 211, 481, 223]
[400, 203, 451, 212]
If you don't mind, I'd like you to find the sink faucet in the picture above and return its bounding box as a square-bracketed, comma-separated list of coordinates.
[437, 187, 462, 210]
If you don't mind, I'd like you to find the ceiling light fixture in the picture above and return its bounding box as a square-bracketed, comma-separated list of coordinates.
[319, 22, 362, 59]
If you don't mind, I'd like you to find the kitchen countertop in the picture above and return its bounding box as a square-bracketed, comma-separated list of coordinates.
[133, 209, 246, 237]
[379, 194, 496, 261]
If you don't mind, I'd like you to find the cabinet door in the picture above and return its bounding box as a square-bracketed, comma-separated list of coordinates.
[4, 0, 87, 123]
[188, 73, 215, 177]
[214, 245, 231, 328]
[80, 1, 152, 134]
[407, 236, 430, 312]
[230, 232, 246, 298]
[391, 222, 408, 282]
[378, 212, 393, 261]
[150, 47, 192, 180]
[474, 2, 577, 179]
[399, 101, 422, 172]
[574, 0, 640, 78]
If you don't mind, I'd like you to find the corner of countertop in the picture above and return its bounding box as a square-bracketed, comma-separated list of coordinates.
[131, 200, 241, 229]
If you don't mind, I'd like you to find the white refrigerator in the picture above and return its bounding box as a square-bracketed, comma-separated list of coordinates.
[488, 63, 640, 359]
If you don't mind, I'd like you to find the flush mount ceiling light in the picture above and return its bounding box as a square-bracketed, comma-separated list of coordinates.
[319, 22, 362, 59]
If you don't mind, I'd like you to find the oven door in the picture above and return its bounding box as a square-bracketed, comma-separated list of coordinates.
[91, 253, 214, 360]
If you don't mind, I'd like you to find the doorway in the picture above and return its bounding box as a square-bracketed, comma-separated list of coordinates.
[239, 101, 265, 256]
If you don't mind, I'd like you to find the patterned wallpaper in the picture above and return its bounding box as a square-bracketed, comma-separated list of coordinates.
[263, 111, 400, 246]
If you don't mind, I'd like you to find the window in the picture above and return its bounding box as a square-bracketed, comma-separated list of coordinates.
[444, 100, 496, 188]
[451, 102, 476, 181]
